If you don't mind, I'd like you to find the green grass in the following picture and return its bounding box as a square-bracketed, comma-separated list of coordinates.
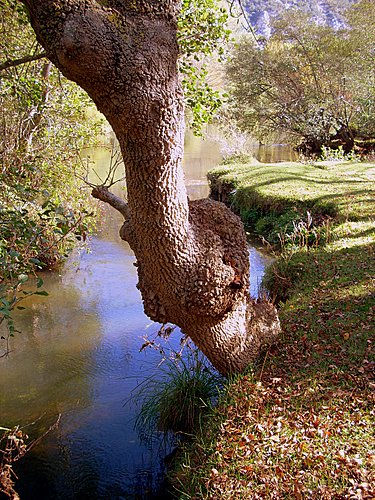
[170, 161, 375, 499]
[209, 161, 375, 221]
[134, 353, 222, 440]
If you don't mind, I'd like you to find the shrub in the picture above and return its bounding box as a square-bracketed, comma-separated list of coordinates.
[0, 1, 102, 349]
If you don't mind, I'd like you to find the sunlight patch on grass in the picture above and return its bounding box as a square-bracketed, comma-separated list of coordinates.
[171, 161, 375, 499]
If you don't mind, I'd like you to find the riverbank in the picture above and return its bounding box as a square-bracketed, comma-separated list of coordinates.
[170, 161, 375, 498]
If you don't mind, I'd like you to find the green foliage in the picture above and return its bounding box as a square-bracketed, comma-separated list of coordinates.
[221, 153, 254, 165]
[178, 0, 230, 59]
[226, 0, 375, 152]
[178, 0, 231, 134]
[0, 1, 102, 349]
[135, 352, 221, 438]
[320, 145, 361, 162]
[181, 65, 225, 135]
[254, 211, 298, 243]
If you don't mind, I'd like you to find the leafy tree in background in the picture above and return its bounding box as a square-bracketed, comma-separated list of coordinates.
[226, 0, 375, 154]
[344, 0, 375, 141]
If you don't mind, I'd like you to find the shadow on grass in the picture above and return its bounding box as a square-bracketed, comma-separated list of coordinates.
[264, 240, 374, 381]
[235, 184, 373, 217]
[211, 163, 375, 222]
[346, 227, 375, 239]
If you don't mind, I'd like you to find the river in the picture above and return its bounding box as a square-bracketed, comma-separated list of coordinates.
[0, 135, 277, 499]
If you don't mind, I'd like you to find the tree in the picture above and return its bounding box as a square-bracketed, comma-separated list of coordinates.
[19, 0, 280, 376]
[344, 0, 375, 142]
[226, 3, 375, 153]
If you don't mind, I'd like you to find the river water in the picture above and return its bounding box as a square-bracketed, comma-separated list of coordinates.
[0, 135, 276, 499]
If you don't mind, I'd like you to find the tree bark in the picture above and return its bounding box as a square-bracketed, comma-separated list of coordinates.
[21, 0, 280, 375]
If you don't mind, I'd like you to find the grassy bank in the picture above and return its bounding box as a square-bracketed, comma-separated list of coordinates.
[171, 161, 375, 498]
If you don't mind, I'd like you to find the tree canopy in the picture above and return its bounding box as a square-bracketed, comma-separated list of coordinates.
[226, 0, 375, 153]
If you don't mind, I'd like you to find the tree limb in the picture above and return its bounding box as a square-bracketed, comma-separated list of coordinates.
[91, 186, 129, 219]
[228, 0, 260, 46]
[0, 51, 47, 72]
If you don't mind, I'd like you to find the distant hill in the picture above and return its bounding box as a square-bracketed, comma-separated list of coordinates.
[241, 0, 357, 36]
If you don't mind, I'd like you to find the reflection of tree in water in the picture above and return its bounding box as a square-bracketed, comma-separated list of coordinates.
[0, 241, 176, 498]
[0, 278, 101, 498]
[0, 281, 100, 426]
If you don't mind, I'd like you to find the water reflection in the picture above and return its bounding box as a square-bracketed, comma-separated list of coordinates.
[184, 130, 222, 199]
[0, 133, 274, 499]
[255, 143, 298, 163]
[2, 237, 170, 498]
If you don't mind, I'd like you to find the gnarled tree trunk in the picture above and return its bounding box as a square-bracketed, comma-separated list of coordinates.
[22, 0, 280, 375]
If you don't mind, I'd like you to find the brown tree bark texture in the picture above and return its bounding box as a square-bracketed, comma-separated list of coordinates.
[22, 0, 280, 375]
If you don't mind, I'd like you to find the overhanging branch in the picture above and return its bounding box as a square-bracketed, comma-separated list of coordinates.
[0, 51, 47, 72]
[91, 186, 129, 219]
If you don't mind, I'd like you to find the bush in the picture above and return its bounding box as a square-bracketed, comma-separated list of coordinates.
[320, 146, 361, 162]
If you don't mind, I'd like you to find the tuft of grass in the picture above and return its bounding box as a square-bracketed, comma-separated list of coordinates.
[135, 354, 222, 439]
[170, 161, 375, 498]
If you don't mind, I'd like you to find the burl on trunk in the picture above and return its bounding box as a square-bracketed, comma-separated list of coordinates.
[22, 0, 280, 375]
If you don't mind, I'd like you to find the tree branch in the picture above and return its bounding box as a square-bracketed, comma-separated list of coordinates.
[228, 0, 260, 46]
[0, 51, 47, 72]
[91, 186, 129, 219]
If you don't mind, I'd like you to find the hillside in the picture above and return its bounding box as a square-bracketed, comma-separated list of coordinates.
[242, 0, 356, 36]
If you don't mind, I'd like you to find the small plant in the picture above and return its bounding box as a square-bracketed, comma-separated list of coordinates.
[0, 416, 60, 498]
[263, 212, 333, 302]
[278, 211, 333, 251]
[134, 347, 222, 440]
[0, 425, 29, 499]
[247, 208, 332, 251]
[320, 145, 361, 162]
[255, 210, 300, 246]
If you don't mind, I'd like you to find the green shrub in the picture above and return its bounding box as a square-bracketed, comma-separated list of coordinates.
[320, 145, 361, 162]
[221, 153, 254, 165]
[263, 252, 307, 302]
[254, 211, 299, 244]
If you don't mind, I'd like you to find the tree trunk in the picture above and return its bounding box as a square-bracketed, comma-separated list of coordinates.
[21, 0, 280, 375]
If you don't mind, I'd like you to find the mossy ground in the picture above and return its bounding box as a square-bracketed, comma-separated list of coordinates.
[170, 161, 375, 499]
